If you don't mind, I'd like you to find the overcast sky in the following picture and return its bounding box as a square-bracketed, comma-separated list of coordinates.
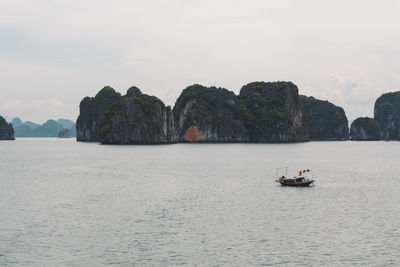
[1, 0, 400, 123]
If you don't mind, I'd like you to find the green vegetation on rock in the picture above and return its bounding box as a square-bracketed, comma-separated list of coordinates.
[76, 81, 357, 144]
[0, 116, 15, 140]
[76, 86, 121, 141]
[300, 96, 349, 140]
[374, 91, 400, 140]
[238, 81, 309, 142]
[126, 86, 142, 97]
[350, 117, 381, 140]
[98, 88, 175, 144]
[173, 84, 248, 142]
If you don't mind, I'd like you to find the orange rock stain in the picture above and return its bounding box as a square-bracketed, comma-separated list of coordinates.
[187, 126, 199, 142]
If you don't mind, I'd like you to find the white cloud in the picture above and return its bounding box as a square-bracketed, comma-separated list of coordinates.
[1, 0, 400, 122]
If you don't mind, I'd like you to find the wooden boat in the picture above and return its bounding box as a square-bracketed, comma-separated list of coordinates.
[275, 167, 315, 187]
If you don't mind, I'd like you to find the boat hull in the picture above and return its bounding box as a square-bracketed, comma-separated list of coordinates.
[278, 180, 315, 187]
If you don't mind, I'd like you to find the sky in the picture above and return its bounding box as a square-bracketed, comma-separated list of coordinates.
[1, 0, 400, 124]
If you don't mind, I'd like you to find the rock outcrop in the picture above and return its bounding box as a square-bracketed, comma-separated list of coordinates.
[76, 86, 121, 141]
[57, 119, 76, 137]
[58, 128, 70, 138]
[98, 88, 176, 144]
[350, 117, 381, 140]
[57, 119, 75, 130]
[173, 85, 248, 142]
[374, 91, 400, 140]
[300, 96, 349, 140]
[0, 116, 14, 140]
[77, 81, 358, 144]
[238, 81, 309, 142]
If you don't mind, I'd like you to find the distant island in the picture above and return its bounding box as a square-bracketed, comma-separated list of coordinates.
[9, 117, 76, 138]
[76, 81, 350, 144]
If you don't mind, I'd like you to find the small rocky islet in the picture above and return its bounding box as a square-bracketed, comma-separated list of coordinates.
[76, 81, 352, 144]
[349, 91, 400, 141]
[350, 117, 381, 141]
[0, 116, 15, 140]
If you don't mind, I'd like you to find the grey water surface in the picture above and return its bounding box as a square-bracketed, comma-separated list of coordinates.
[1, 138, 399, 266]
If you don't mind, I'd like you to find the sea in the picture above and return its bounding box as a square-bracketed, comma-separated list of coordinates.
[1, 138, 399, 266]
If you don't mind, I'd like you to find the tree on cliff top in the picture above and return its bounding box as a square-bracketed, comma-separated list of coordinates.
[238, 81, 308, 141]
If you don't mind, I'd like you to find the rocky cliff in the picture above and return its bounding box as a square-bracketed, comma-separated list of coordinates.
[173, 85, 248, 142]
[238, 81, 309, 142]
[76, 86, 121, 141]
[350, 117, 381, 140]
[98, 87, 176, 144]
[300, 96, 349, 140]
[77, 81, 357, 144]
[0, 116, 14, 140]
[374, 91, 400, 140]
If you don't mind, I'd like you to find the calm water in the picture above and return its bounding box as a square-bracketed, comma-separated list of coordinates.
[1, 139, 400, 266]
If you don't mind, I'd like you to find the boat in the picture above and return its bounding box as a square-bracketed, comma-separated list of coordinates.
[275, 167, 315, 187]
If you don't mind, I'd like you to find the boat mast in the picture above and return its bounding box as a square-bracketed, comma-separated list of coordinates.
[276, 167, 288, 179]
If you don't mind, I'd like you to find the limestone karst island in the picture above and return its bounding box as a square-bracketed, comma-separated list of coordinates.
[2, 81, 399, 143]
[72, 81, 400, 145]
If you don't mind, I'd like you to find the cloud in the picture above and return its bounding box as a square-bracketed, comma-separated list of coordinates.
[331, 76, 358, 97]
[1, 0, 400, 122]
[323, 67, 389, 120]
